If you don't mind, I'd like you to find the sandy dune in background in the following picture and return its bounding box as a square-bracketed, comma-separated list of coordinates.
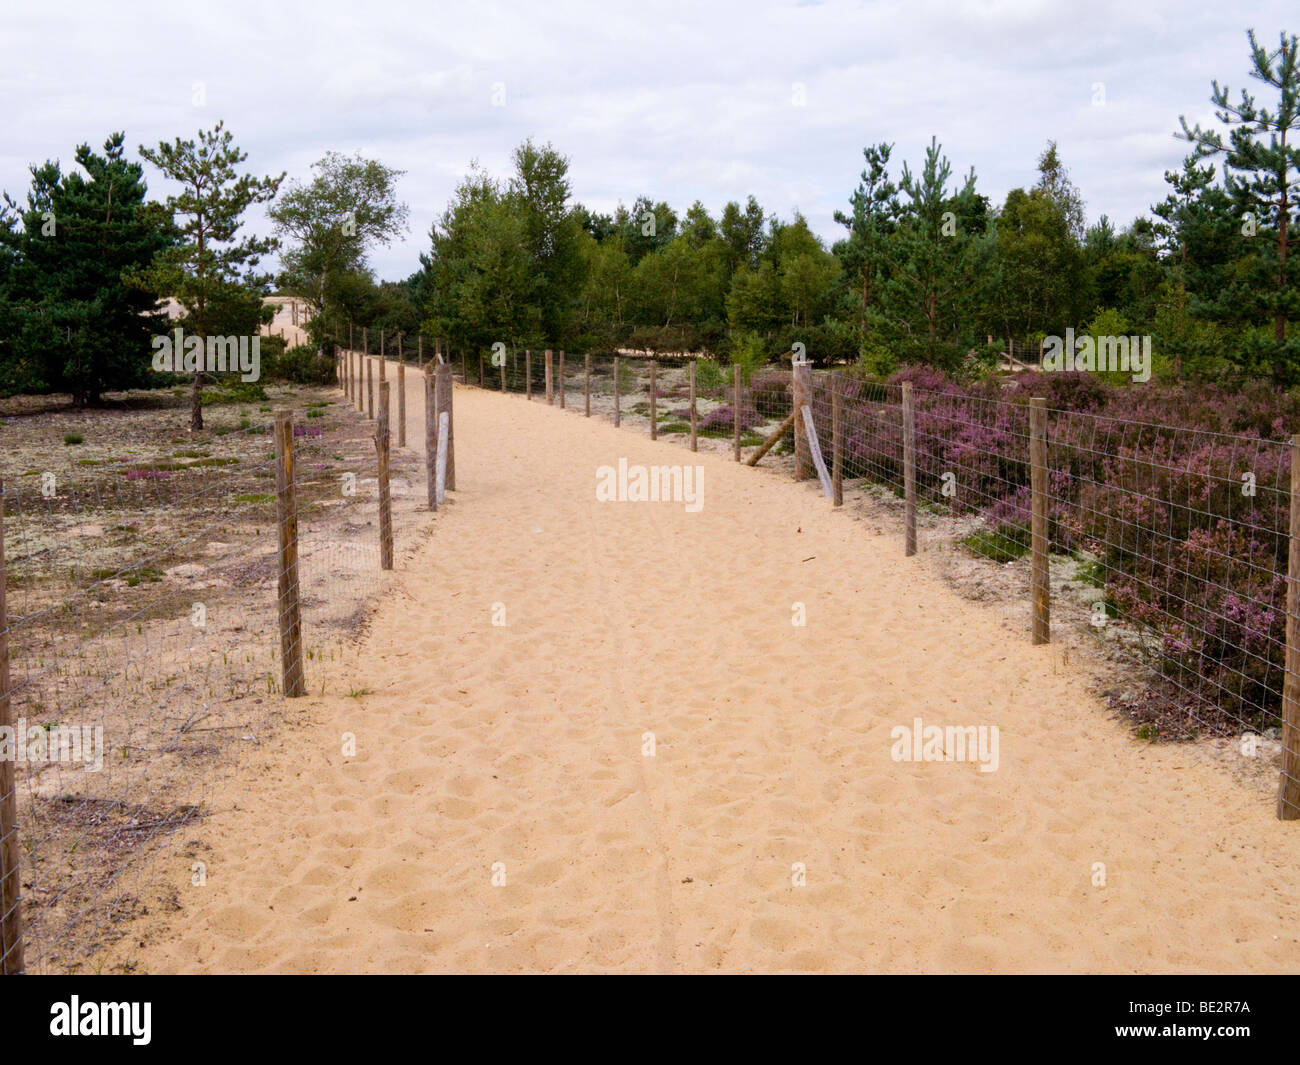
[118, 357, 1300, 973]
[158, 294, 312, 348]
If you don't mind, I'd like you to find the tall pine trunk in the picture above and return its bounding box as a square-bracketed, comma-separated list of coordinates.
[192, 291, 206, 431]
[190, 369, 204, 431]
[1275, 178, 1289, 383]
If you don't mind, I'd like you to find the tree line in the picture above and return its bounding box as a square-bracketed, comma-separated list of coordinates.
[414, 29, 1299, 383]
[0, 26, 1295, 426]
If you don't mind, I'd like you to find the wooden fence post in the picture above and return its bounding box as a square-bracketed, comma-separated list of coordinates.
[734, 364, 741, 462]
[614, 357, 621, 427]
[1030, 396, 1050, 644]
[366, 357, 374, 420]
[379, 330, 386, 387]
[558, 350, 565, 409]
[437, 362, 456, 491]
[274, 410, 306, 698]
[689, 360, 698, 452]
[0, 480, 25, 974]
[526, 350, 532, 400]
[500, 349, 506, 392]
[1279, 436, 1300, 817]
[545, 349, 553, 404]
[424, 367, 437, 511]
[792, 360, 813, 480]
[377, 382, 393, 570]
[832, 372, 843, 507]
[649, 360, 657, 439]
[584, 354, 591, 417]
[903, 381, 916, 556]
[363, 326, 368, 357]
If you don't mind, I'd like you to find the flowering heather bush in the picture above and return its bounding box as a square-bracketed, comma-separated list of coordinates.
[293, 425, 323, 438]
[1107, 522, 1285, 723]
[823, 365, 1298, 726]
[891, 364, 954, 395]
[125, 469, 170, 481]
[1013, 370, 1109, 412]
[920, 392, 1027, 516]
[749, 372, 791, 418]
[698, 404, 762, 435]
[808, 375, 902, 486]
[984, 469, 1077, 549]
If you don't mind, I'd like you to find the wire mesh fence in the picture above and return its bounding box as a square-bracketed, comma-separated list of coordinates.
[0, 366, 429, 973]
[453, 347, 1300, 819]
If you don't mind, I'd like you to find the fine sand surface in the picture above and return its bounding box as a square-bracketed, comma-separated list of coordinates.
[119, 361, 1300, 973]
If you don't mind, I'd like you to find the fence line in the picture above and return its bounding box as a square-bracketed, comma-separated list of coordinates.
[0, 342, 452, 973]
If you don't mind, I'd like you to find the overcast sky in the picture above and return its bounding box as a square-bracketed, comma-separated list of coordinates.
[3, 0, 1296, 281]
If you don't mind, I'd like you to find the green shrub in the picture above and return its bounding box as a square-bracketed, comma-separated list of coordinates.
[63, 433, 83, 445]
[201, 380, 268, 406]
[859, 336, 898, 377]
[962, 529, 1029, 564]
[695, 358, 726, 391]
[265, 344, 335, 385]
[728, 332, 767, 384]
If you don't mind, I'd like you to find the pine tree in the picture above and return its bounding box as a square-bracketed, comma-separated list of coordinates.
[874, 138, 994, 369]
[833, 142, 900, 334]
[140, 122, 283, 428]
[1035, 141, 1086, 238]
[0, 134, 171, 404]
[1151, 154, 1244, 374]
[507, 140, 584, 344]
[1178, 29, 1300, 383]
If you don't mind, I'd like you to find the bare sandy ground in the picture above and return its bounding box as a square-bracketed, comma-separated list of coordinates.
[159, 294, 312, 348]
[114, 357, 1300, 973]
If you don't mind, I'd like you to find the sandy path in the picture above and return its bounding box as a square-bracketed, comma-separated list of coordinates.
[125, 362, 1300, 973]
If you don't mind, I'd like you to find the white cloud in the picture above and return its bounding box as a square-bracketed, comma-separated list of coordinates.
[2, 0, 1295, 277]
